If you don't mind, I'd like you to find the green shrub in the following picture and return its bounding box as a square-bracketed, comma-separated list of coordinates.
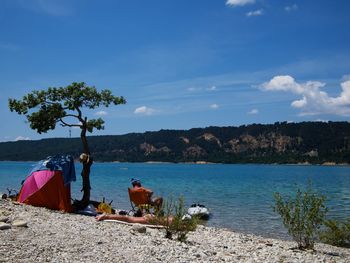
[273, 184, 328, 249]
[320, 219, 350, 248]
[153, 196, 198, 242]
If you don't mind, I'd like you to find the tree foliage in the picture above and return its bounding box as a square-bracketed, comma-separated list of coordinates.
[8, 82, 126, 206]
[9, 82, 125, 134]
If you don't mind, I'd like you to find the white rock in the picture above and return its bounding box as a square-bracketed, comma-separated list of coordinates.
[12, 219, 28, 227]
[131, 224, 147, 233]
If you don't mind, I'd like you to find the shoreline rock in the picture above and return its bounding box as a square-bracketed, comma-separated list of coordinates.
[0, 199, 349, 262]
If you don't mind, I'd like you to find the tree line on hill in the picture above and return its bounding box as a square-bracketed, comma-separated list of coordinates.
[1, 121, 349, 164]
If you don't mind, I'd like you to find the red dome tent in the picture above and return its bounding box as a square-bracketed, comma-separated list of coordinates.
[18, 155, 76, 212]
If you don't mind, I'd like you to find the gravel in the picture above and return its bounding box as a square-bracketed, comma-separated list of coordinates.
[0, 199, 349, 263]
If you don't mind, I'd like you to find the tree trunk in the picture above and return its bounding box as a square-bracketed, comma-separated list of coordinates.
[80, 125, 93, 208]
[81, 160, 92, 207]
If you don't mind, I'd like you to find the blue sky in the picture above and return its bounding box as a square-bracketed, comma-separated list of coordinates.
[1, 0, 350, 141]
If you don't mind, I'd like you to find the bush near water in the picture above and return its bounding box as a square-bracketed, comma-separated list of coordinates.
[320, 219, 350, 248]
[273, 184, 328, 249]
[273, 184, 350, 249]
[152, 196, 199, 242]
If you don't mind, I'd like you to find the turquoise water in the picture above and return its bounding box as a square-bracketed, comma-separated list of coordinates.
[1, 162, 350, 239]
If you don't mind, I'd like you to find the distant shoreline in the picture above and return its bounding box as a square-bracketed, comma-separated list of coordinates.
[1, 122, 350, 165]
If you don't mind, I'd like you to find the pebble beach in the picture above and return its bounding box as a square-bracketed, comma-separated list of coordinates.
[0, 199, 349, 263]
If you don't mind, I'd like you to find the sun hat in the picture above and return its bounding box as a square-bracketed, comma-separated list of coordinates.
[79, 153, 90, 163]
[131, 178, 141, 184]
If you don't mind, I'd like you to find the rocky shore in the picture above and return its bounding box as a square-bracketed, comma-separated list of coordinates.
[1, 199, 349, 263]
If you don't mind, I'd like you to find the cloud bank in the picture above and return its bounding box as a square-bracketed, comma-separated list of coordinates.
[261, 75, 350, 116]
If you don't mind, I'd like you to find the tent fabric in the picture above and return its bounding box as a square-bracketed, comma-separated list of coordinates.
[18, 169, 72, 212]
[29, 155, 76, 185]
[18, 170, 56, 203]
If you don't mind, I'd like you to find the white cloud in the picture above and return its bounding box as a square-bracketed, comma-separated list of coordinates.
[226, 0, 255, 7]
[95, 110, 108, 116]
[261, 75, 350, 116]
[248, 108, 259, 114]
[342, 74, 350, 81]
[246, 9, 263, 17]
[291, 96, 307, 108]
[15, 136, 31, 141]
[261, 75, 305, 93]
[285, 4, 298, 12]
[189, 86, 218, 92]
[210, 104, 219, 109]
[207, 86, 217, 91]
[134, 106, 155, 116]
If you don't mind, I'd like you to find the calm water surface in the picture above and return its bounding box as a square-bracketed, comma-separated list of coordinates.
[1, 162, 349, 239]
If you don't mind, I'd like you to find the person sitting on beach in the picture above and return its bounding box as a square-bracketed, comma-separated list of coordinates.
[95, 213, 173, 225]
[129, 178, 163, 211]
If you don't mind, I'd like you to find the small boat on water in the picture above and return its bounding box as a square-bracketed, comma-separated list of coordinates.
[187, 203, 210, 220]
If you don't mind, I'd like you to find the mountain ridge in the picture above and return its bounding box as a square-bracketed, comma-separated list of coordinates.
[1, 121, 349, 164]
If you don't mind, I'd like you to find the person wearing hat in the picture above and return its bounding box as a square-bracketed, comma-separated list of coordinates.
[130, 178, 163, 212]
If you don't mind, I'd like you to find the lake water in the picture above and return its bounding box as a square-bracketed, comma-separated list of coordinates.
[1, 161, 349, 239]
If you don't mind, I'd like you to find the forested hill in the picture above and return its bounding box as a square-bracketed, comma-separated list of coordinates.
[1, 121, 350, 164]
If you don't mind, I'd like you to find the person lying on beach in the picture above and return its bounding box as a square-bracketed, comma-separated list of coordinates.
[95, 213, 173, 225]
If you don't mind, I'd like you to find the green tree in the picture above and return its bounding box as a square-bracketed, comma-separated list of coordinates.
[8, 82, 126, 207]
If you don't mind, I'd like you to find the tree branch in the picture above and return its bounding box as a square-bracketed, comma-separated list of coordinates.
[59, 118, 81, 128]
[43, 100, 58, 105]
[65, 114, 80, 118]
[75, 106, 85, 123]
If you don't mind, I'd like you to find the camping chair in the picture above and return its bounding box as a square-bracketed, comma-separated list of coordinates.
[128, 188, 157, 215]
